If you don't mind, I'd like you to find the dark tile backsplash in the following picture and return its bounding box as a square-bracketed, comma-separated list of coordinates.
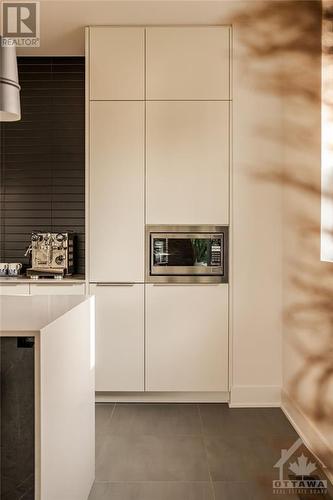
[0, 57, 85, 274]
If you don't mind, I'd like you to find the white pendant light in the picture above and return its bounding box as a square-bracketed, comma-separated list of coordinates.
[0, 36, 21, 121]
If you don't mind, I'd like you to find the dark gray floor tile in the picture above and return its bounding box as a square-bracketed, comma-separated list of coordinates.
[199, 404, 265, 437]
[95, 404, 115, 444]
[110, 404, 201, 436]
[204, 434, 282, 482]
[213, 481, 299, 500]
[89, 481, 214, 500]
[96, 434, 210, 481]
[213, 481, 263, 500]
[204, 435, 255, 482]
[198, 404, 297, 439]
[258, 408, 299, 438]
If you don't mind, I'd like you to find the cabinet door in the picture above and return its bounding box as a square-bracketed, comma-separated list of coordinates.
[90, 101, 144, 282]
[146, 27, 230, 100]
[147, 101, 229, 225]
[30, 284, 85, 295]
[89, 27, 144, 100]
[0, 284, 30, 295]
[146, 284, 228, 392]
[90, 284, 144, 392]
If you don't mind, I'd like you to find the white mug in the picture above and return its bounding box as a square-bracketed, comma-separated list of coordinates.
[0, 263, 8, 276]
[8, 263, 22, 276]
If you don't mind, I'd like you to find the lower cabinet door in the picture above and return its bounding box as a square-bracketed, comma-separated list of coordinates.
[90, 283, 144, 392]
[146, 284, 228, 392]
[0, 284, 30, 295]
[30, 284, 86, 295]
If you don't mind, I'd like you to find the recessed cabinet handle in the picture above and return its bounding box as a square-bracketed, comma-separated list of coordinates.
[94, 282, 135, 286]
[2, 283, 22, 286]
[37, 283, 80, 286]
[152, 283, 220, 286]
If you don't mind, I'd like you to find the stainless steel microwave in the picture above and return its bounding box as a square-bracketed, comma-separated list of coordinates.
[145, 225, 229, 284]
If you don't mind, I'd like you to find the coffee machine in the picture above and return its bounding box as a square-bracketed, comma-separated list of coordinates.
[26, 232, 74, 279]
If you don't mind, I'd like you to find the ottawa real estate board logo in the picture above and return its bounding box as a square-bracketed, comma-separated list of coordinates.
[1, 1, 40, 47]
[273, 437, 328, 495]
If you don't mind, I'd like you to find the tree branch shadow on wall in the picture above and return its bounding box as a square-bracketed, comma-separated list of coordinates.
[229, 0, 333, 473]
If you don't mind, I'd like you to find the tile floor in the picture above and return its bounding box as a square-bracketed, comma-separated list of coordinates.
[89, 403, 330, 500]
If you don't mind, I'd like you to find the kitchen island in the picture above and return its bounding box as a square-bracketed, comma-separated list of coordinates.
[0, 295, 95, 500]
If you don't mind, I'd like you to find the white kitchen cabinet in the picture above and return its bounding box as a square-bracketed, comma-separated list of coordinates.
[89, 27, 144, 100]
[0, 284, 30, 295]
[146, 101, 229, 225]
[30, 283, 86, 295]
[90, 283, 144, 392]
[90, 101, 145, 282]
[146, 27, 230, 100]
[146, 284, 228, 392]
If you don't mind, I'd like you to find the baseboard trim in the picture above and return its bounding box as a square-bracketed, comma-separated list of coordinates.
[95, 391, 230, 403]
[281, 390, 333, 484]
[229, 385, 281, 407]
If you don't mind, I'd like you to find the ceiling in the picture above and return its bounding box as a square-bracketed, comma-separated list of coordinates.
[14, 0, 246, 56]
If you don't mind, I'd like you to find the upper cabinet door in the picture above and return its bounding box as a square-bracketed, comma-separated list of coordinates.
[89, 27, 145, 100]
[146, 27, 230, 100]
[147, 101, 229, 225]
[90, 101, 144, 282]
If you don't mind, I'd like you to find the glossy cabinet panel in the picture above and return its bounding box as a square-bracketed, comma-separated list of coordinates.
[147, 101, 229, 225]
[90, 284, 144, 392]
[90, 27, 144, 100]
[90, 101, 145, 282]
[30, 284, 85, 295]
[0, 284, 30, 295]
[146, 27, 230, 100]
[146, 284, 228, 391]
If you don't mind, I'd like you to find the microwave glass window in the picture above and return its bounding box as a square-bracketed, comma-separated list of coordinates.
[153, 237, 222, 267]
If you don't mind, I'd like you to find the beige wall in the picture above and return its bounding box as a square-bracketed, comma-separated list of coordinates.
[230, 14, 283, 405]
[281, 5, 333, 474]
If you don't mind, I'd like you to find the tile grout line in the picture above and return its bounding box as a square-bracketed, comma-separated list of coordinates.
[96, 403, 117, 440]
[109, 402, 117, 424]
[197, 404, 216, 500]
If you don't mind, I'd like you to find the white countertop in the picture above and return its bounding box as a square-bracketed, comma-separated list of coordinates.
[0, 275, 85, 284]
[0, 295, 90, 331]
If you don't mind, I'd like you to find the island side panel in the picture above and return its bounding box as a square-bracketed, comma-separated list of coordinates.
[40, 297, 95, 500]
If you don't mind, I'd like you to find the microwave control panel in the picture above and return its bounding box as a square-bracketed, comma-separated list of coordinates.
[210, 238, 222, 266]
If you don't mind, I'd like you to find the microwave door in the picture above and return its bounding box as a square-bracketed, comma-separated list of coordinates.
[150, 233, 223, 276]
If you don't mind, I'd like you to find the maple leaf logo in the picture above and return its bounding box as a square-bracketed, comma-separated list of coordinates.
[289, 454, 317, 478]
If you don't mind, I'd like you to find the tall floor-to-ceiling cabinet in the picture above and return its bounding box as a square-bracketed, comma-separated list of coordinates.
[86, 26, 231, 398]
